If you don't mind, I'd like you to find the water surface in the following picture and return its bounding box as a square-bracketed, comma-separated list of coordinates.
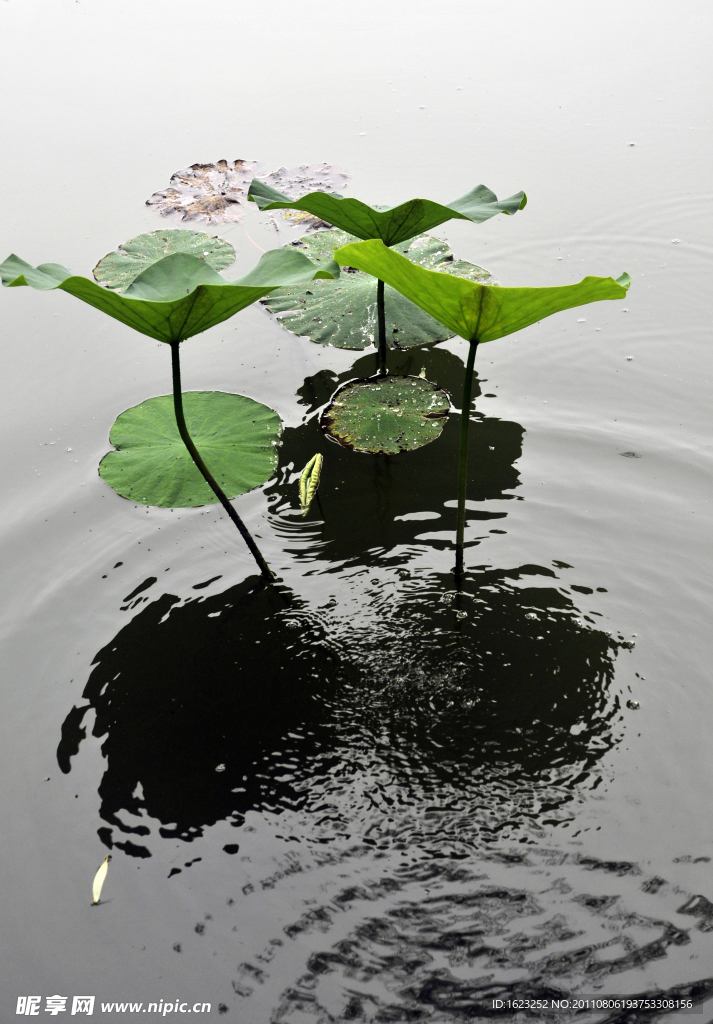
[1, 2, 712, 1020]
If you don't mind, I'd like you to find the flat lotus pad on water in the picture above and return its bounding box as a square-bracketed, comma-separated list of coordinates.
[263, 230, 492, 350]
[93, 230, 236, 292]
[321, 375, 451, 454]
[146, 160, 349, 225]
[99, 391, 281, 507]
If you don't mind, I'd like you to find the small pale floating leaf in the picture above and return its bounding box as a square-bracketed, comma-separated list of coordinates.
[93, 230, 236, 292]
[264, 230, 492, 350]
[99, 392, 282, 508]
[321, 375, 450, 455]
[299, 453, 323, 515]
[92, 854, 110, 905]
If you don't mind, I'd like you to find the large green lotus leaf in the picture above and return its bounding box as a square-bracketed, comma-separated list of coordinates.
[321, 375, 450, 454]
[99, 391, 281, 507]
[248, 180, 526, 247]
[93, 229, 236, 292]
[334, 239, 631, 343]
[0, 248, 339, 343]
[263, 230, 492, 350]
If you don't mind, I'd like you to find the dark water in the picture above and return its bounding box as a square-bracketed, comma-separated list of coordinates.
[2, 1, 713, 1021]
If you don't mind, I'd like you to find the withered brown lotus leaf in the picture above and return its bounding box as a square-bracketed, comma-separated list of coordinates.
[146, 160, 350, 227]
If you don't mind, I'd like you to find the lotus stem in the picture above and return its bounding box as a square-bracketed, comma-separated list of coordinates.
[169, 340, 274, 582]
[455, 340, 479, 582]
[376, 278, 387, 375]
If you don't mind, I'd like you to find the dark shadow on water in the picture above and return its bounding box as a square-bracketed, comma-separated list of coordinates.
[265, 346, 523, 567]
[58, 566, 622, 856]
[58, 347, 626, 855]
[55, 334, 700, 1015]
[64, 577, 713, 1019]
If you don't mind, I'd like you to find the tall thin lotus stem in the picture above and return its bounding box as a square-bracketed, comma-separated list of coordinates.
[455, 340, 479, 581]
[376, 278, 387, 375]
[169, 340, 274, 582]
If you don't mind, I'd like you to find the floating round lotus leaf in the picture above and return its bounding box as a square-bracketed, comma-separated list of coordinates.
[321, 375, 451, 454]
[263, 230, 492, 350]
[146, 160, 263, 224]
[93, 230, 236, 292]
[145, 160, 349, 225]
[99, 391, 281, 507]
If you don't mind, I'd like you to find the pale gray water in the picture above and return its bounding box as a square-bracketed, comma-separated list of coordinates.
[1, 2, 712, 1021]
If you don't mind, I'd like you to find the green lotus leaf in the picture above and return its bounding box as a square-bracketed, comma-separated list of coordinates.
[333, 239, 631, 343]
[321, 375, 450, 454]
[93, 229, 236, 292]
[263, 230, 492, 350]
[99, 391, 281, 508]
[0, 248, 339, 343]
[248, 180, 526, 248]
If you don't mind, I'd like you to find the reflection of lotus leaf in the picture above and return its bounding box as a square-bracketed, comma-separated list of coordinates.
[58, 565, 621, 853]
[321, 375, 450, 454]
[59, 344, 625, 863]
[146, 160, 349, 225]
[93, 230, 235, 292]
[64, 574, 702, 1024]
[270, 347, 522, 562]
[99, 391, 281, 508]
[263, 230, 492, 350]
